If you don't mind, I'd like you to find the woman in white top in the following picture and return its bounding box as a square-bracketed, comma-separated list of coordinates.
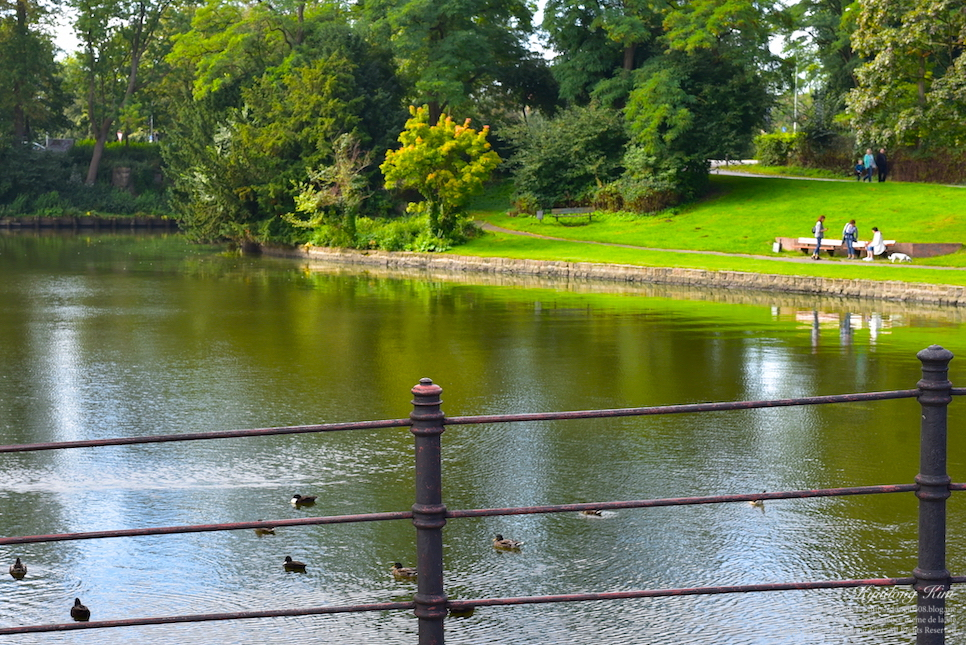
[864, 227, 885, 260]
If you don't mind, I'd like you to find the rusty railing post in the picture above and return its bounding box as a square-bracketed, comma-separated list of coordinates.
[915, 345, 954, 645]
[410, 378, 447, 645]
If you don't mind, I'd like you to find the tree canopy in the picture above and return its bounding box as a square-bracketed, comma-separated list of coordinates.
[847, 0, 966, 150]
[2, 0, 965, 245]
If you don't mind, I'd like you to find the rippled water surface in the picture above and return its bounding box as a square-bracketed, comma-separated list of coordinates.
[1, 234, 965, 644]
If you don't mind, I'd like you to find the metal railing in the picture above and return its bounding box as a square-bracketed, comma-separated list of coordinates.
[0, 345, 962, 644]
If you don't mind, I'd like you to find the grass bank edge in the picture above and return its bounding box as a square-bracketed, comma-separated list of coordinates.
[450, 231, 966, 288]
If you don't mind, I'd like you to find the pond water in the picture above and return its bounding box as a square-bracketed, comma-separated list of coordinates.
[1, 234, 964, 644]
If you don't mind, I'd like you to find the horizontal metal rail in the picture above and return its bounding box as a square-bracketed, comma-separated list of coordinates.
[6, 575, 966, 636]
[0, 600, 417, 635]
[0, 419, 413, 453]
[444, 389, 925, 425]
[0, 484, 924, 546]
[1, 388, 945, 455]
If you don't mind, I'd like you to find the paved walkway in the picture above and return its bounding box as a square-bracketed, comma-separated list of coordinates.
[712, 168, 852, 182]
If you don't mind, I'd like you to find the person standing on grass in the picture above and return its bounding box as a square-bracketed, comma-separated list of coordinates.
[843, 219, 858, 259]
[812, 215, 827, 260]
[863, 148, 876, 182]
[875, 148, 888, 182]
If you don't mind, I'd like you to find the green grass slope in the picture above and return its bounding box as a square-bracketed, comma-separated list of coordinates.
[457, 175, 966, 287]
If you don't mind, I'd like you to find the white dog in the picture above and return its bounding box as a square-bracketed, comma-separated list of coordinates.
[889, 253, 912, 263]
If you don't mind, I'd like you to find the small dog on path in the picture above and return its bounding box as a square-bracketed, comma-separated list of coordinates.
[889, 253, 912, 263]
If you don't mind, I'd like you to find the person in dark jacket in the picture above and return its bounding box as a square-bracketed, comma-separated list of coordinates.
[875, 148, 888, 182]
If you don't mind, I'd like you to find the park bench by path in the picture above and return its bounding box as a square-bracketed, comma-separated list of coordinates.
[775, 237, 895, 257]
[536, 206, 595, 222]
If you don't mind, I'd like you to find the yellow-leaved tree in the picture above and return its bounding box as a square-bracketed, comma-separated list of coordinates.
[381, 106, 501, 241]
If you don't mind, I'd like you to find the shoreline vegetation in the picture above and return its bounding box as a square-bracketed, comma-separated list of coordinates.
[271, 172, 966, 307]
[9, 171, 966, 305]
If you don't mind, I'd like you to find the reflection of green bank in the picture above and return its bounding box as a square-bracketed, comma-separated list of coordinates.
[279, 247, 966, 319]
[276, 251, 966, 354]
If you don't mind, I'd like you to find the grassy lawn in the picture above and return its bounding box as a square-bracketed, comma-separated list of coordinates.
[458, 174, 966, 287]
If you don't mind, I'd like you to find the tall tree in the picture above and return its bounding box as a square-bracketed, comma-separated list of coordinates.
[773, 0, 857, 143]
[163, 3, 404, 241]
[542, 0, 624, 104]
[356, 0, 535, 124]
[71, 0, 177, 184]
[0, 0, 67, 142]
[791, 0, 857, 101]
[622, 0, 776, 197]
[847, 0, 966, 149]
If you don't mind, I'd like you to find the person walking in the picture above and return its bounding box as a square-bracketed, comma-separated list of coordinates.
[875, 148, 888, 182]
[842, 219, 858, 259]
[811, 215, 827, 260]
[862, 148, 876, 182]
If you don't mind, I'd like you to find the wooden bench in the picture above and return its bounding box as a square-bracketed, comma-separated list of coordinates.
[536, 207, 594, 222]
[775, 237, 896, 257]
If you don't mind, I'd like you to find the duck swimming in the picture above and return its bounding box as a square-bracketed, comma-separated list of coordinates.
[579, 509, 603, 516]
[70, 598, 91, 622]
[291, 494, 317, 507]
[391, 562, 417, 580]
[283, 556, 307, 573]
[493, 534, 523, 551]
[253, 521, 275, 537]
[9, 558, 26, 580]
[448, 605, 476, 618]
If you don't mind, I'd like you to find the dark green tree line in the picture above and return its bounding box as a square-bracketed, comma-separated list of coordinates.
[3, 0, 962, 240]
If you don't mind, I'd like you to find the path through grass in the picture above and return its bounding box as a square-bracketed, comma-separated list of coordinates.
[457, 175, 966, 287]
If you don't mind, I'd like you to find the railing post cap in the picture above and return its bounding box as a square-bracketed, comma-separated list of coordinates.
[412, 378, 442, 396]
[917, 345, 954, 364]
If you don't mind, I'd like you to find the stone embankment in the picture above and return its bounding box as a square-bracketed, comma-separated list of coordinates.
[268, 246, 966, 308]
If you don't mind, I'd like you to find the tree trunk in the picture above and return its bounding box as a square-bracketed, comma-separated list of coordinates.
[11, 0, 28, 141]
[85, 118, 114, 185]
[623, 43, 637, 71]
[428, 101, 443, 126]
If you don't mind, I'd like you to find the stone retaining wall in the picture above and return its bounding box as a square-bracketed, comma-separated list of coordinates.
[267, 246, 966, 308]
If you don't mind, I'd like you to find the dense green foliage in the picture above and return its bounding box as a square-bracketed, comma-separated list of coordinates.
[0, 1, 68, 143]
[162, 9, 406, 243]
[847, 0, 966, 152]
[0, 140, 169, 216]
[503, 104, 627, 211]
[1, 0, 964, 247]
[753, 132, 807, 166]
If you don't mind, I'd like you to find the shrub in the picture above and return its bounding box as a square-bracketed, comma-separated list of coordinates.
[0, 194, 30, 216]
[503, 104, 627, 210]
[306, 214, 468, 252]
[594, 176, 681, 213]
[133, 191, 170, 215]
[33, 191, 69, 216]
[754, 132, 806, 166]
